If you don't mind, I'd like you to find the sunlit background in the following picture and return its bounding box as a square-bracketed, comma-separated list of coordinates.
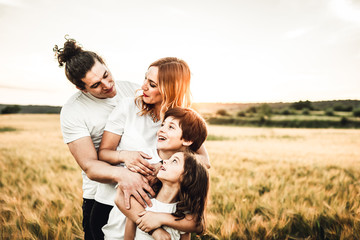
[0, 0, 359, 106]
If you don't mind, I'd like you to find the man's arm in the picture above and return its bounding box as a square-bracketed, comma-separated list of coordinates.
[67, 136, 155, 208]
[67, 136, 122, 183]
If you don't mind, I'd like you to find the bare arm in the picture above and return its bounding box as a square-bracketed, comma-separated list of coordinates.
[98, 131, 155, 175]
[115, 188, 202, 233]
[196, 144, 211, 169]
[67, 136, 155, 208]
[67, 136, 122, 183]
[137, 211, 202, 234]
[97, 130, 123, 165]
[124, 218, 136, 240]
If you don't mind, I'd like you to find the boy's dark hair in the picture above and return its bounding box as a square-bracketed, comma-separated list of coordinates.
[164, 107, 208, 152]
[53, 36, 105, 90]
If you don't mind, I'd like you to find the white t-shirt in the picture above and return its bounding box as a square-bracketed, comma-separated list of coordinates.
[135, 199, 183, 240]
[103, 147, 162, 240]
[95, 97, 161, 205]
[60, 81, 139, 199]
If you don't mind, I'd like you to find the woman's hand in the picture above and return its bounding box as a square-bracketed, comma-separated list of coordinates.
[136, 211, 165, 232]
[121, 151, 155, 176]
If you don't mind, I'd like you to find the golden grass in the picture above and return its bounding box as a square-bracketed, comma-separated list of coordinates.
[1, 114, 360, 239]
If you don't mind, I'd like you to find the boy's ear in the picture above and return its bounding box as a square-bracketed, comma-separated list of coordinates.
[182, 140, 193, 147]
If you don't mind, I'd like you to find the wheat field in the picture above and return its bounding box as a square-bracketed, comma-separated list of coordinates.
[0, 114, 359, 239]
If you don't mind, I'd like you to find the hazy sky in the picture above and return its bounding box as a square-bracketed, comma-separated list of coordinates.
[0, 0, 359, 106]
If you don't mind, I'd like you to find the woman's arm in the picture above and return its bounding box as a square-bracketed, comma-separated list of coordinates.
[115, 188, 202, 234]
[99, 131, 155, 175]
[124, 218, 136, 240]
[196, 144, 211, 169]
[98, 131, 123, 165]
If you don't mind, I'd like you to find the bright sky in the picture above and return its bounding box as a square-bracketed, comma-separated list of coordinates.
[0, 0, 359, 106]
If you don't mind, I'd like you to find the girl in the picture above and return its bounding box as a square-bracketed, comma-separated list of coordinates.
[123, 151, 209, 240]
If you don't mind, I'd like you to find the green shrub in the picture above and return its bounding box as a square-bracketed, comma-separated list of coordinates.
[1, 105, 21, 114]
[246, 106, 257, 113]
[237, 111, 246, 117]
[258, 104, 272, 119]
[290, 100, 314, 110]
[216, 109, 228, 116]
[340, 117, 348, 125]
[353, 109, 360, 117]
[334, 104, 353, 112]
[280, 109, 291, 115]
[325, 109, 334, 116]
[302, 108, 310, 115]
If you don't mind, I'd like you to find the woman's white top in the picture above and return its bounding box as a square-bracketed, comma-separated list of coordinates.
[95, 97, 161, 205]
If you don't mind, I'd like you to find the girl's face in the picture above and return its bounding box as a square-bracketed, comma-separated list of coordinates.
[157, 152, 184, 184]
[80, 60, 116, 99]
[141, 66, 162, 106]
[157, 116, 192, 152]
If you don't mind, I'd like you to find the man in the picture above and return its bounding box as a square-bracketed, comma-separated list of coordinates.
[54, 37, 155, 240]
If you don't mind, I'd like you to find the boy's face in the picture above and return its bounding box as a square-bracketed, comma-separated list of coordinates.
[157, 116, 191, 151]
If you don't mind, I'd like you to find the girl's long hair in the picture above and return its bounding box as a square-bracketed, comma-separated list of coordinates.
[135, 57, 192, 121]
[172, 151, 209, 234]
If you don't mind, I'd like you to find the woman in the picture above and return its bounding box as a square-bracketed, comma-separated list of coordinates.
[97, 57, 210, 239]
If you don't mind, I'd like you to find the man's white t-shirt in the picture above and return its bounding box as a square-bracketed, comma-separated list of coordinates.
[60, 81, 139, 199]
[94, 97, 161, 206]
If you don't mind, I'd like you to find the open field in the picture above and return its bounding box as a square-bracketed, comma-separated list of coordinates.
[1, 114, 360, 239]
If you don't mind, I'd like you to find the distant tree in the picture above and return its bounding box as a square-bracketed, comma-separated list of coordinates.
[246, 106, 257, 113]
[280, 108, 292, 115]
[353, 108, 360, 117]
[216, 109, 228, 116]
[340, 116, 348, 125]
[325, 108, 334, 116]
[290, 100, 314, 110]
[333, 104, 353, 112]
[302, 108, 310, 115]
[237, 111, 246, 117]
[1, 105, 21, 114]
[258, 104, 272, 119]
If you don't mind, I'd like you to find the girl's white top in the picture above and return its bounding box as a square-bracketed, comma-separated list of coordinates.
[135, 198, 184, 240]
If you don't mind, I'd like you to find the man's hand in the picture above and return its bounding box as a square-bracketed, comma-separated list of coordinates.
[122, 151, 155, 176]
[117, 169, 156, 209]
[136, 211, 164, 232]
